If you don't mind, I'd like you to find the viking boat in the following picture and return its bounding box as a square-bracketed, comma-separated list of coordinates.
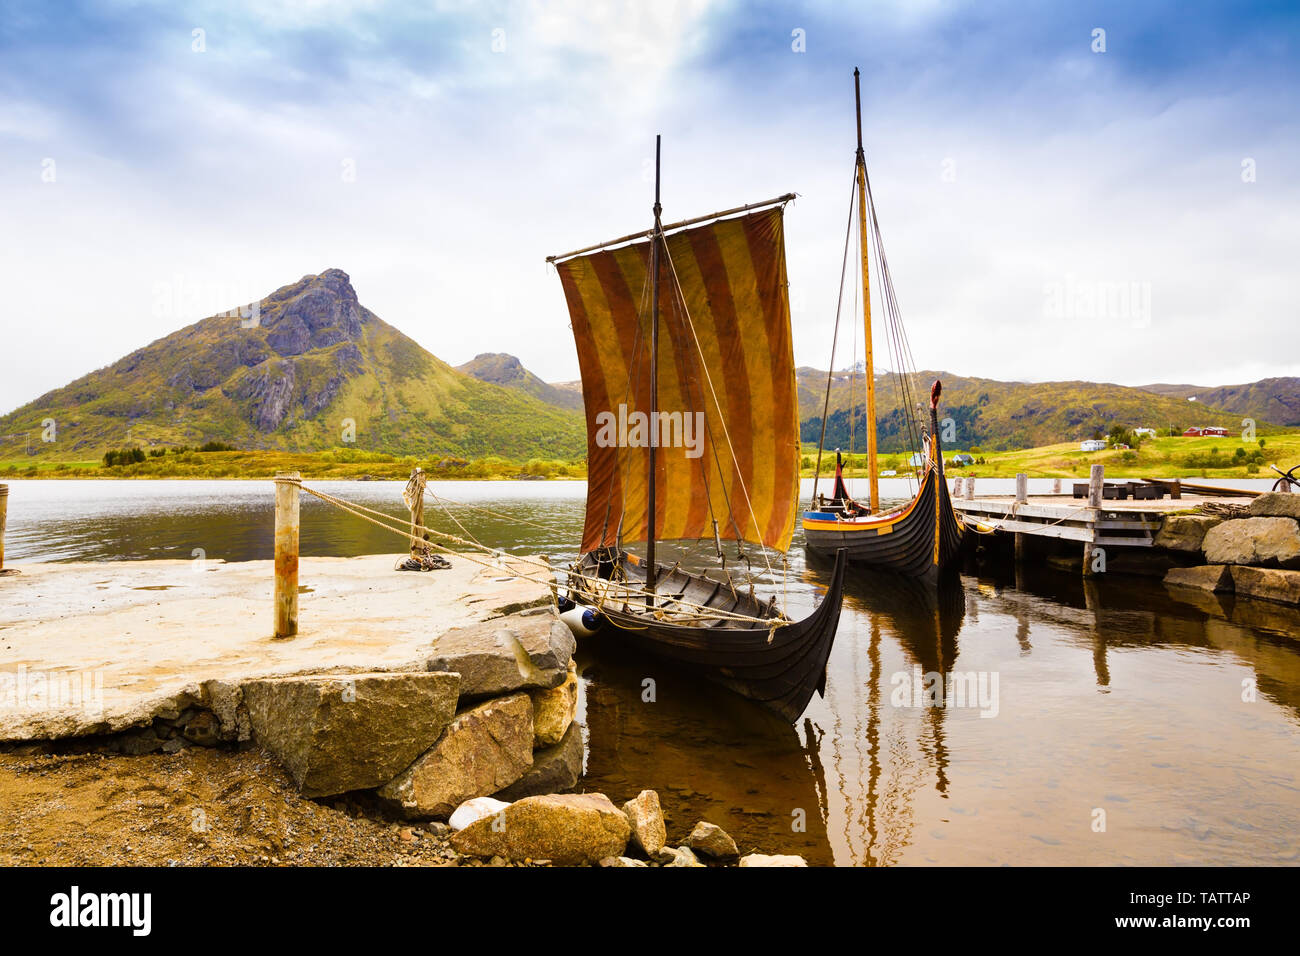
[801, 70, 965, 580]
[547, 138, 846, 723]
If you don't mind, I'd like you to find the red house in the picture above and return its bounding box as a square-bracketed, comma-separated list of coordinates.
[1183, 427, 1203, 436]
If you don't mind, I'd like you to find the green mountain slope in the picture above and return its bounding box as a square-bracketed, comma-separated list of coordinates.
[797, 368, 1259, 453]
[1140, 378, 1300, 427]
[456, 353, 584, 412]
[0, 269, 585, 460]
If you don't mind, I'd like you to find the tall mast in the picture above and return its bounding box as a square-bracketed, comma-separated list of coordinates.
[645, 134, 662, 603]
[854, 68, 879, 513]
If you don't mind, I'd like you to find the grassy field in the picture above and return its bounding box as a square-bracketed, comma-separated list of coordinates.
[802, 434, 1300, 481]
[5, 433, 1298, 482]
[0, 448, 588, 481]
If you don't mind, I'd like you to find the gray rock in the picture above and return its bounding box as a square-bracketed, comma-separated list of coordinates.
[1248, 492, 1300, 521]
[243, 671, 459, 798]
[531, 661, 577, 746]
[1202, 517, 1300, 568]
[599, 856, 648, 867]
[161, 737, 184, 754]
[181, 710, 220, 747]
[623, 789, 668, 858]
[1229, 566, 1300, 606]
[688, 821, 739, 860]
[494, 722, 583, 801]
[451, 792, 630, 866]
[1154, 514, 1223, 553]
[426, 612, 575, 699]
[661, 845, 706, 868]
[200, 680, 250, 742]
[1164, 565, 1233, 593]
[738, 853, 808, 867]
[378, 692, 534, 819]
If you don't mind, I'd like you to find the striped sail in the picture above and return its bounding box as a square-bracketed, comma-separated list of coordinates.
[555, 205, 799, 555]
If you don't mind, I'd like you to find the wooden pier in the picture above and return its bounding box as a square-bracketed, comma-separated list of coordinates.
[950, 470, 1250, 559]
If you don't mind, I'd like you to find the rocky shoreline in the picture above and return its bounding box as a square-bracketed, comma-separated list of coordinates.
[1158, 493, 1300, 609]
[0, 570, 807, 867]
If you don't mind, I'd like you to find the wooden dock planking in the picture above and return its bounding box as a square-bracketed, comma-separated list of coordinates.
[953, 492, 1236, 548]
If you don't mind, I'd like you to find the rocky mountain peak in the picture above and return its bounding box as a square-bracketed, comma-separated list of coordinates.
[258, 268, 364, 358]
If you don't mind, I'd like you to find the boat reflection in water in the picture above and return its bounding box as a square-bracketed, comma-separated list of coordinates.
[803, 553, 968, 866]
[576, 639, 836, 866]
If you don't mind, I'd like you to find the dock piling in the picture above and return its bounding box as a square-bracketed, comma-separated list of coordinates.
[0, 484, 9, 575]
[965, 478, 974, 500]
[1052, 478, 1062, 495]
[1087, 465, 1104, 509]
[1015, 473, 1028, 504]
[274, 472, 300, 638]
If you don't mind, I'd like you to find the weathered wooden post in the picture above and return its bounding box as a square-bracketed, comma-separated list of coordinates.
[1052, 478, 1062, 495]
[952, 476, 963, 497]
[274, 472, 300, 638]
[1087, 464, 1104, 509]
[0, 484, 8, 574]
[409, 468, 426, 554]
[965, 477, 974, 500]
[1083, 464, 1105, 575]
[1013, 474, 1028, 561]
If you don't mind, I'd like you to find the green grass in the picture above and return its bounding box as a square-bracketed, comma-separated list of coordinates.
[801, 435, 1300, 480]
[0, 449, 587, 481]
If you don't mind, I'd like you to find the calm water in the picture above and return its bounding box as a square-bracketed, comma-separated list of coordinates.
[4, 478, 1299, 866]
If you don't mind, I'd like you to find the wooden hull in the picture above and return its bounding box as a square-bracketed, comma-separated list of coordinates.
[802, 466, 964, 579]
[567, 548, 847, 722]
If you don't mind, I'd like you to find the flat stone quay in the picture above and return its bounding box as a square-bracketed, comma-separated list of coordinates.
[0, 553, 550, 741]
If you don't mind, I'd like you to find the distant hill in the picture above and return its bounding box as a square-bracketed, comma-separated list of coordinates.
[456, 353, 584, 412]
[797, 368, 1255, 453]
[1139, 378, 1300, 427]
[0, 270, 585, 460]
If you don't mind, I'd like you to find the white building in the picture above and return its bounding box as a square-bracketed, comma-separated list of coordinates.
[1080, 439, 1107, 452]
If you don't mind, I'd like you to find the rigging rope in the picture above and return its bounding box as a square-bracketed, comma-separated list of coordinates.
[285, 478, 783, 626]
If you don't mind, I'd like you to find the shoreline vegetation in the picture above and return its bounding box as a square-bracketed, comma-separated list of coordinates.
[1, 433, 1296, 482]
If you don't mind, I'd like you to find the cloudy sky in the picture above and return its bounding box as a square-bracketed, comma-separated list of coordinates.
[2, 0, 1297, 415]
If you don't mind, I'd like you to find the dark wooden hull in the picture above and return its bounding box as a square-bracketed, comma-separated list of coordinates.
[802, 466, 964, 579]
[567, 548, 847, 722]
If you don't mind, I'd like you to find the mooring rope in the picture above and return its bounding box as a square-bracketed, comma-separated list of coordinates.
[283, 478, 782, 626]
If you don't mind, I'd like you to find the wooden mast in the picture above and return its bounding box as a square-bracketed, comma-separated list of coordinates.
[645, 134, 662, 604]
[854, 68, 879, 513]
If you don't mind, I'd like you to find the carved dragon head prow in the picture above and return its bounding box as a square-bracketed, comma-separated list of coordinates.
[930, 379, 942, 411]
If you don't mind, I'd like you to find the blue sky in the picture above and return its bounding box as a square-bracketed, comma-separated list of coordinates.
[2, 0, 1297, 414]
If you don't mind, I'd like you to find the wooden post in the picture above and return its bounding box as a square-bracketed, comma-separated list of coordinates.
[1015, 473, 1028, 503]
[1088, 465, 1104, 509]
[1168, 479, 1181, 500]
[409, 468, 425, 554]
[0, 484, 8, 574]
[965, 477, 974, 500]
[952, 477, 963, 497]
[1015, 533, 1026, 563]
[1052, 478, 1062, 495]
[274, 472, 300, 638]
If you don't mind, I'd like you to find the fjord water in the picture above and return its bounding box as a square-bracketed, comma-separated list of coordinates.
[5, 479, 1299, 866]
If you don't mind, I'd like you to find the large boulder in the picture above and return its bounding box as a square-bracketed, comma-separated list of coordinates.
[378, 692, 534, 819]
[1163, 565, 1233, 593]
[1249, 492, 1300, 521]
[243, 671, 459, 798]
[688, 821, 739, 861]
[494, 722, 583, 801]
[425, 612, 576, 699]
[1154, 514, 1223, 553]
[531, 661, 578, 747]
[623, 789, 668, 858]
[1202, 517, 1300, 568]
[1230, 566, 1300, 606]
[451, 792, 631, 866]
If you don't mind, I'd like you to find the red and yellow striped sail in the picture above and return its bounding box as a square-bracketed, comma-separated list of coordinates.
[556, 206, 799, 555]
